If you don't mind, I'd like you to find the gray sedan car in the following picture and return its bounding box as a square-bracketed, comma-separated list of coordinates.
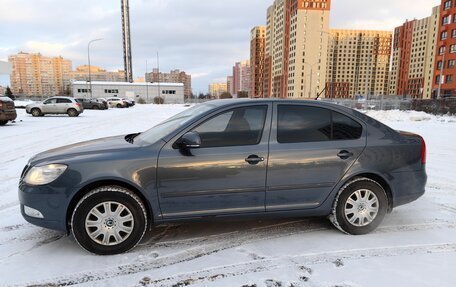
[19, 99, 427, 255]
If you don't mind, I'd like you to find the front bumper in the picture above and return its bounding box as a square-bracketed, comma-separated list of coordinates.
[18, 183, 69, 232]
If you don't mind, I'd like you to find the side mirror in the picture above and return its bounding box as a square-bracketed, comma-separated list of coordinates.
[175, 132, 201, 149]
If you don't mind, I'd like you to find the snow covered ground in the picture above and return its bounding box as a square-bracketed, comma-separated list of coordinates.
[0, 105, 455, 287]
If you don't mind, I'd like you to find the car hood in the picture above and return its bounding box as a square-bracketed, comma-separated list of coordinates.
[30, 135, 139, 165]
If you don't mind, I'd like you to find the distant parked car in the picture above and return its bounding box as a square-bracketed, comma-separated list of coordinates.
[0, 97, 17, 125]
[26, 97, 83, 117]
[19, 99, 427, 255]
[75, 98, 106, 110]
[95, 98, 109, 109]
[122, 98, 135, 107]
[106, 97, 128, 108]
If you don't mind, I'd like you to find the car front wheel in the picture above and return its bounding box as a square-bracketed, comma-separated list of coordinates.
[31, 108, 42, 117]
[330, 178, 388, 235]
[71, 186, 148, 255]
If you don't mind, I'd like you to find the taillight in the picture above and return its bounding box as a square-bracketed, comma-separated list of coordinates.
[419, 136, 426, 165]
[76, 103, 81, 107]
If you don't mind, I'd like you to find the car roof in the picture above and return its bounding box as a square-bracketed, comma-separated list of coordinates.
[207, 98, 346, 109]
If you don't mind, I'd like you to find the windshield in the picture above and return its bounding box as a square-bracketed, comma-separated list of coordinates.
[135, 103, 217, 145]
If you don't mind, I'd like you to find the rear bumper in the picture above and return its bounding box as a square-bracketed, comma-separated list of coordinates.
[0, 110, 17, 121]
[390, 169, 427, 208]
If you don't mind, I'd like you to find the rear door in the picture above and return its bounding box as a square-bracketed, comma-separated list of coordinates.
[56, 98, 72, 113]
[266, 103, 367, 211]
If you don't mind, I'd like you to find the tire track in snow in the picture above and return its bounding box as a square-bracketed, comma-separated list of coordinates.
[131, 243, 456, 287]
[16, 220, 456, 287]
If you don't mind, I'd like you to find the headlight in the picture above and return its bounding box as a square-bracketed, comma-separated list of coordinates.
[24, 164, 68, 185]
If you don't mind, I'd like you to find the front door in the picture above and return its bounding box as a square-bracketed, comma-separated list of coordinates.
[157, 104, 271, 219]
[266, 103, 367, 211]
[42, 98, 58, 113]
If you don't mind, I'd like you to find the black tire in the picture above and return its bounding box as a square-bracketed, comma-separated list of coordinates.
[67, 108, 79, 117]
[0, 120, 8, 126]
[329, 177, 388, 235]
[117, 104, 122, 108]
[71, 186, 148, 255]
[92, 105, 99, 110]
[31, 108, 42, 117]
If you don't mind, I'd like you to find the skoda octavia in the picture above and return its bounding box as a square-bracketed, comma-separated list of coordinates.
[19, 99, 427, 255]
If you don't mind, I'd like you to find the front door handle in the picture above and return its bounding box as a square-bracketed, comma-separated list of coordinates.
[245, 155, 265, 165]
[338, 150, 354, 160]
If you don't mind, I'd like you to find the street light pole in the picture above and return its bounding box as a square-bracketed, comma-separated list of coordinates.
[87, 38, 103, 99]
[146, 59, 149, 103]
[437, 48, 445, 99]
[304, 62, 318, 98]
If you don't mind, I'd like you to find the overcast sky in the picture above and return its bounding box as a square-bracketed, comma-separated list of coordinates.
[0, 0, 441, 93]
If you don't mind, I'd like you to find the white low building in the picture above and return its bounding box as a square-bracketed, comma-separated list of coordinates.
[72, 81, 185, 104]
[0, 60, 12, 74]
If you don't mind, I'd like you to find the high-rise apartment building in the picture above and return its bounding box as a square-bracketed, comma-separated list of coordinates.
[326, 30, 392, 98]
[9, 52, 72, 97]
[208, 83, 228, 98]
[70, 66, 126, 83]
[434, 0, 456, 98]
[263, 0, 331, 99]
[227, 76, 234, 95]
[145, 69, 192, 97]
[232, 60, 251, 96]
[250, 26, 266, 98]
[389, 6, 440, 99]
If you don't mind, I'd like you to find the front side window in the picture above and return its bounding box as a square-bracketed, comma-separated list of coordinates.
[277, 105, 362, 143]
[193, 106, 268, 148]
[44, 99, 57, 104]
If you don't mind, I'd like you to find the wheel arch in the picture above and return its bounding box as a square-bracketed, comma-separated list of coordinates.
[66, 179, 154, 232]
[340, 172, 394, 212]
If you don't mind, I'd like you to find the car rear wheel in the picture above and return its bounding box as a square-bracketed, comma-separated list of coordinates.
[0, 120, 8, 126]
[329, 178, 388, 235]
[117, 104, 122, 108]
[71, 186, 148, 255]
[92, 105, 99, 110]
[31, 108, 42, 117]
[67, 108, 79, 117]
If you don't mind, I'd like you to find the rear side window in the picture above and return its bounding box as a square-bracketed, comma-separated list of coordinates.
[332, 111, 363, 140]
[277, 105, 362, 143]
[193, 105, 268, 148]
[57, 98, 72, 104]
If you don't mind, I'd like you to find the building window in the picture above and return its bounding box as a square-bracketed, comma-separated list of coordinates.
[438, 61, 443, 70]
[440, 46, 446, 55]
[436, 75, 442, 84]
[446, 74, 453, 83]
[104, 89, 119, 94]
[444, 0, 452, 10]
[442, 31, 448, 40]
[451, 44, 456, 53]
[449, 60, 456, 68]
[443, 16, 450, 25]
[453, 30, 456, 38]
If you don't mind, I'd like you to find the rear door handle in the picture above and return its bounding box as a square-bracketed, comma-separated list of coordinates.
[337, 150, 354, 160]
[245, 155, 265, 165]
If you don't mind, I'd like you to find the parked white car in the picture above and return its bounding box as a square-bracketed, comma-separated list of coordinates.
[106, 97, 128, 108]
[26, 97, 84, 117]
